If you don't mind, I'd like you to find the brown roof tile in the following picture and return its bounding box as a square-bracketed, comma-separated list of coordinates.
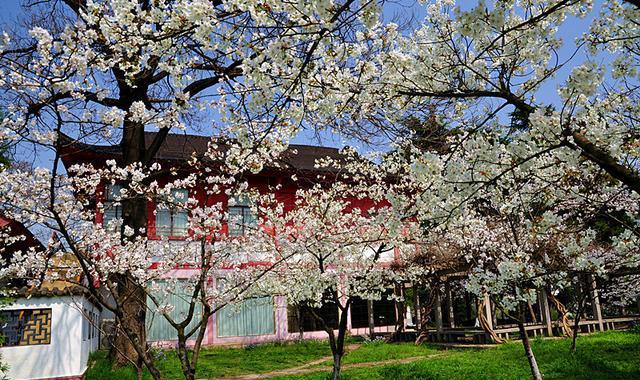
[60, 132, 344, 173]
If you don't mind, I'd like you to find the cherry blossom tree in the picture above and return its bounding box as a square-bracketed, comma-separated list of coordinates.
[277, 2, 640, 377]
[255, 175, 426, 380]
[0, 136, 294, 379]
[0, 0, 380, 371]
[1, 1, 640, 380]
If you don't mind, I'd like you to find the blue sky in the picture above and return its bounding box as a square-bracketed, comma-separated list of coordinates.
[0, 2, 21, 22]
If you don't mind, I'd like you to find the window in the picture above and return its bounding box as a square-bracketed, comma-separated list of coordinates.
[146, 281, 202, 341]
[228, 196, 257, 236]
[0, 308, 52, 346]
[350, 293, 398, 328]
[156, 189, 189, 237]
[103, 184, 123, 232]
[217, 297, 275, 337]
[92, 311, 98, 340]
[287, 301, 339, 333]
[83, 309, 98, 341]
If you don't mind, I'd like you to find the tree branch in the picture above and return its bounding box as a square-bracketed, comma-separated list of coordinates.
[567, 131, 640, 195]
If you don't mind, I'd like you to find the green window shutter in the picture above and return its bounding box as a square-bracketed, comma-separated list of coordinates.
[217, 296, 275, 337]
[146, 281, 203, 341]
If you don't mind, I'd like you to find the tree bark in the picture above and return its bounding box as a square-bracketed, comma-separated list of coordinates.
[331, 353, 343, 380]
[571, 279, 588, 353]
[518, 302, 543, 380]
[415, 287, 435, 346]
[394, 282, 406, 335]
[413, 286, 421, 332]
[527, 301, 538, 324]
[111, 115, 151, 367]
[308, 298, 351, 380]
[547, 290, 572, 336]
[569, 131, 640, 196]
[367, 299, 375, 340]
[112, 277, 149, 369]
[330, 301, 350, 380]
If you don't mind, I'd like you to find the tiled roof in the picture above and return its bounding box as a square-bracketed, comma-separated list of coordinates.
[0, 215, 46, 289]
[60, 132, 344, 172]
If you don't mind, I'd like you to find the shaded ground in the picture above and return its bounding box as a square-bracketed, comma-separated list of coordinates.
[86, 330, 640, 380]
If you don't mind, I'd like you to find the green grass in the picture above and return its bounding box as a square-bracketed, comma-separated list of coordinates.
[87, 340, 332, 380]
[309, 339, 440, 368]
[276, 331, 640, 380]
[86, 331, 640, 380]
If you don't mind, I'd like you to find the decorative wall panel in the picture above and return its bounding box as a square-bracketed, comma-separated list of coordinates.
[0, 308, 52, 346]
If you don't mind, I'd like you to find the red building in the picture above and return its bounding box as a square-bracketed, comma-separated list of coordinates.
[59, 132, 401, 346]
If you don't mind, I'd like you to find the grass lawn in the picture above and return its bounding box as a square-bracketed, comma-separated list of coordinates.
[86, 330, 640, 380]
[87, 340, 333, 380]
[277, 331, 640, 380]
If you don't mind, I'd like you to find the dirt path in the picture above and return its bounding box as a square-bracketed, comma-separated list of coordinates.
[216, 350, 447, 380]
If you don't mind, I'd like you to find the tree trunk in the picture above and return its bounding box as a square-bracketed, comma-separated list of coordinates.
[367, 299, 375, 340]
[112, 275, 149, 368]
[136, 357, 143, 380]
[571, 280, 587, 353]
[547, 290, 572, 336]
[316, 299, 350, 380]
[527, 301, 538, 323]
[518, 302, 543, 380]
[413, 287, 421, 332]
[330, 301, 350, 380]
[111, 118, 150, 367]
[176, 329, 196, 380]
[330, 353, 343, 380]
[394, 282, 406, 334]
[297, 306, 304, 340]
[306, 297, 351, 380]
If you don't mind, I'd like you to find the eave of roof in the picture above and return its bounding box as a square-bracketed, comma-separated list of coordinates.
[58, 132, 345, 174]
[0, 214, 45, 252]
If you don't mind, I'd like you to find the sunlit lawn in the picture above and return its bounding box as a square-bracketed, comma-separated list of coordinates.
[87, 340, 333, 380]
[277, 330, 640, 380]
[86, 330, 640, 380]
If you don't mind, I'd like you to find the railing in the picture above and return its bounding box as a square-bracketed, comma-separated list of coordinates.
[423, 315, 640, 344]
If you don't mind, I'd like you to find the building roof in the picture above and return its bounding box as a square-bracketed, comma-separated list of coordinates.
[0, 219, 99, 304]
[0, 215, 45, 254]
[0, 215, 46, 289]
[59, 132, 345, 173]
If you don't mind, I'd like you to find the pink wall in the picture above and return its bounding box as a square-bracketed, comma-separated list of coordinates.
[149, 294, 397, 348]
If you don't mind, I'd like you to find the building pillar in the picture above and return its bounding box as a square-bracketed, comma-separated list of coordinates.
[445, 282, 455, 328]
[414, 286, 422, 331]
[275, 296, 289, 340]
[367, 299, 375, 339]
[589, 275, 604, 331]
[207, 312, 215, 345]
[434, 288, 444, 333]
[396, 283, 406, 331]
[539, 289, 553, 336]
[296, 305, 304, 340]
